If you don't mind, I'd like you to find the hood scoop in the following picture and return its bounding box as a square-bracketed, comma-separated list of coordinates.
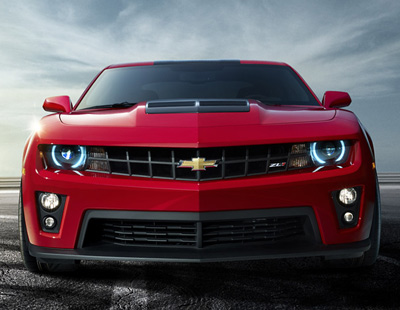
[146, 99, 250, 114]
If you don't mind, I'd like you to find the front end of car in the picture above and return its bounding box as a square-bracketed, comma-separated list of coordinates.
[21, 105, 378, 264]
[20, 61, 380, 271]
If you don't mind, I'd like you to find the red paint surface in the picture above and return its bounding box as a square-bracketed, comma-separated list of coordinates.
[43, 96, 71, 113]
[323, 91, 352, 109]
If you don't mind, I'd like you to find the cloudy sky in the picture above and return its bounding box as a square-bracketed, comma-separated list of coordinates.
[0, 0, 399, 176]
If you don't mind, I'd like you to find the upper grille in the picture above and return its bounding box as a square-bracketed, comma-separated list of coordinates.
[146, 99, 250, 114]
[86, 144, 312, 181]
[84, 216, 305, 248]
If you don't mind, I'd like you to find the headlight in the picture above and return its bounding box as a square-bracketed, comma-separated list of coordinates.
[42, 145, 87, 170]
[310, 140, 348, 166]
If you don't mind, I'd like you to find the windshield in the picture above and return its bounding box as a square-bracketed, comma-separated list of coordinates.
[76, 63, 320, 110]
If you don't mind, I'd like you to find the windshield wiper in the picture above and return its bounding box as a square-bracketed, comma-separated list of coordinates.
[81, 102, 138, 110]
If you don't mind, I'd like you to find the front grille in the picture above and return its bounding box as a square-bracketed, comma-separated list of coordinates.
[86, 144, 312, 181]
[84, 216, 306, 248]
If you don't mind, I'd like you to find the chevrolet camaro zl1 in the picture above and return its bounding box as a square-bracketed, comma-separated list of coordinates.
[19, 60, 380, 272]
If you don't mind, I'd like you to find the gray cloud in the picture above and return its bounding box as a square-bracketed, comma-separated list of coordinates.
[0, 0, 399, 175]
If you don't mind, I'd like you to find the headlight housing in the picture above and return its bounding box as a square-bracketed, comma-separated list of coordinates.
[289, 140, 350, 169]
[310, 140, 348, 166]
[41, 145, 87, 170]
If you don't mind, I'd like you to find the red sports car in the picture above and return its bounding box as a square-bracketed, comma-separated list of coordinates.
[19, 60, 380, 272]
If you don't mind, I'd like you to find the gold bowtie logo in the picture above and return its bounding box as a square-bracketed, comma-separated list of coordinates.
[178, 157, 219, 171]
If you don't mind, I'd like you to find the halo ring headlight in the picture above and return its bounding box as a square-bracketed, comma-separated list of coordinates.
[47, 145, 87, 170]
[310, 140, 347, 166]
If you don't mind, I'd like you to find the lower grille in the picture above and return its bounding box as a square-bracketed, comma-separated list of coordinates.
[84, 216, 306, 248]
[202, 217, 304, 246]
[103, 221, 197, 247]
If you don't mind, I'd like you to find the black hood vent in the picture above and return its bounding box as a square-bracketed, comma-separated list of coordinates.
[146, 99, 249, 114]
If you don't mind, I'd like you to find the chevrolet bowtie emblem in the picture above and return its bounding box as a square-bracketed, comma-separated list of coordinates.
[178, 157, 219, 171]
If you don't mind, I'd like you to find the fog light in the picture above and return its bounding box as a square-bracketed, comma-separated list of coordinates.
[40, 193, 60, 211]
[338, 188, 357, 205]
[343, 212, 354, 223]
[44, 216, 56, 229]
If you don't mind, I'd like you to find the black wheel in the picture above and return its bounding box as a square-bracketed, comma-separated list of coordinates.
[19, 188, 79, 273]
[19, 189, 40, 272]
[324, 179, 381, 268]
[360, 181, 381, 266]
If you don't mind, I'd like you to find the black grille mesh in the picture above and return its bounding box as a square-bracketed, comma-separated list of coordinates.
[202, 217, 304, 246]
[84, 216, 305, 248]
[86, 144, 311, 181]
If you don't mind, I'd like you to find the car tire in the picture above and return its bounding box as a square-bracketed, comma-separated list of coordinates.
[19, 187, 79, 273]
[360, 181, 381, 267]
[324, 179, 381, 268]
[19, 189, 41, 272]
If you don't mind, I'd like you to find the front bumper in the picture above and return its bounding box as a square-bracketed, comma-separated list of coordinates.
[23, 164, 376, 247]
[22, 135, 377, 262]
[28, 208, 371, 263]
[30, 239, 370, 263]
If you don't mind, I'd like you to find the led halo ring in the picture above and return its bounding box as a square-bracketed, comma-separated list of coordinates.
[71, 146, 86, 169]
[49, 145, 87, 170]
[310, 140, 346, 166]
[335, 140, 346, 162]
[311, 142, 326, 165]
[51, 145, 62, 167]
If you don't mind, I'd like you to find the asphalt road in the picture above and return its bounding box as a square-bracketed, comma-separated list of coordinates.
[1, 186, 399, 310]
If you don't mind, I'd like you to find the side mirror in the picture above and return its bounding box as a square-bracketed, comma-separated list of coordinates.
[43, 96, 72, 113]
[322, 91, 351, 109]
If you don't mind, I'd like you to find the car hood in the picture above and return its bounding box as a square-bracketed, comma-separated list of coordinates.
[60, 102, 335, 127]
[38, 101, 359, 147]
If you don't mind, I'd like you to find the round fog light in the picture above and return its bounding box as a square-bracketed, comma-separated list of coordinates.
[40, 193, 60, 211]
[44, 216, 56, 229]
[339, 188, 357, 205]
[343, 212, 354, 223]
